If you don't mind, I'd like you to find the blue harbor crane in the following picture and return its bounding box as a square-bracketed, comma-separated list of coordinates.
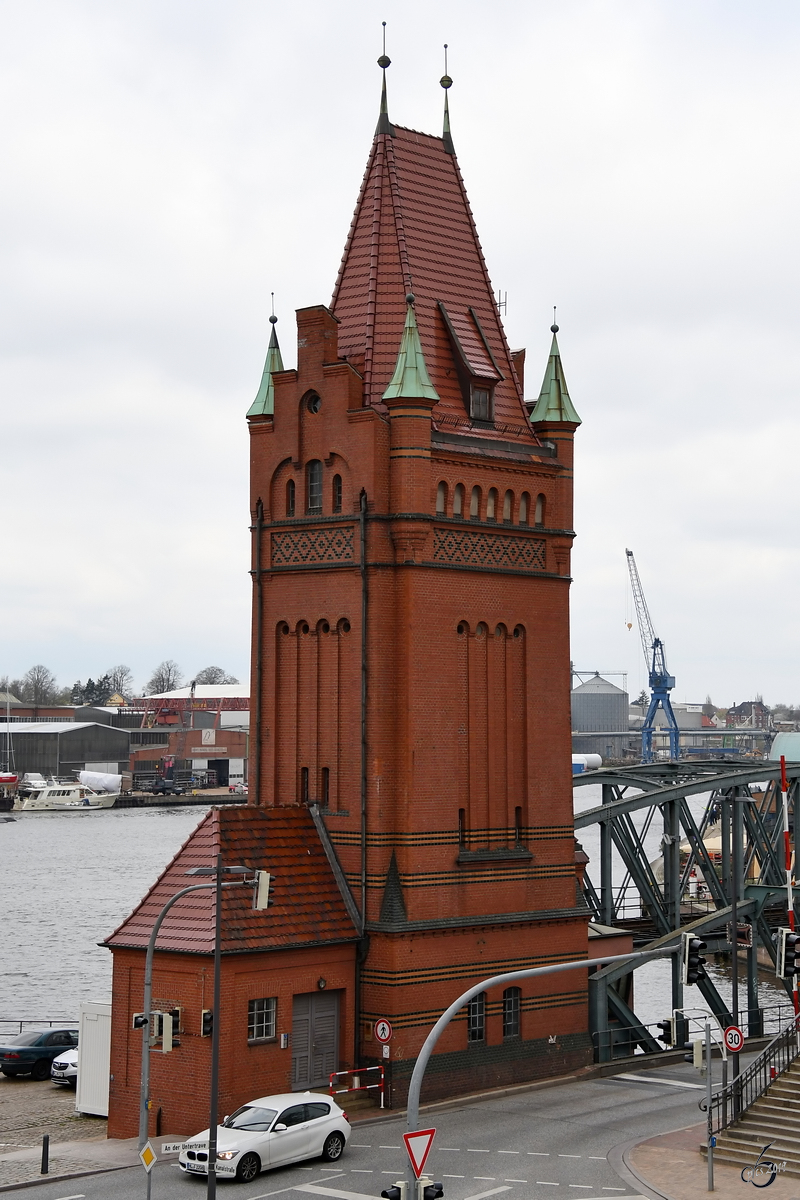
[625, 548, 680, 762]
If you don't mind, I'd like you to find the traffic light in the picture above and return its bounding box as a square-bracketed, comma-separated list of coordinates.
[148, 1011, 164, 1048]
[132, 1012, 147, 1030]
[201, 1009, 214, 1037]
[420, 1184, 444, 1200]
[655, 1018, 674, 1045]
[681, 933, 707, 985]
[254, 871, 275, 911]
[777, 928, 800, 978]
[381, 1184, 408, 1200]
[161, 1011, 173, 1053]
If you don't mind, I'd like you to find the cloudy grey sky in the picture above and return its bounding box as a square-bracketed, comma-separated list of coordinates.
[1, 0, 798, 705]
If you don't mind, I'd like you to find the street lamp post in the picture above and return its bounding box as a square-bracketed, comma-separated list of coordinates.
[138, 861, 252, 1200]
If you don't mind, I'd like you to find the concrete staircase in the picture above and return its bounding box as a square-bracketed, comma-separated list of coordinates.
[705, 1060, 800, 1178]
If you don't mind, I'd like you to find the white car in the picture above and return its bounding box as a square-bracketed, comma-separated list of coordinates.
[51, 1047, 78, 1088]
[178, 1092, 350, 1183]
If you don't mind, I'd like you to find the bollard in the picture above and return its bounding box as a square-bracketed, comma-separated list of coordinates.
[40, 1134, 49, 1174]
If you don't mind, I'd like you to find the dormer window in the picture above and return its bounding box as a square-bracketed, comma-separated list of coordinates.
[470, 385, 492, 422]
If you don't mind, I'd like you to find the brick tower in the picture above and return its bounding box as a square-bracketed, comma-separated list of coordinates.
[247, 60, 589, 1099]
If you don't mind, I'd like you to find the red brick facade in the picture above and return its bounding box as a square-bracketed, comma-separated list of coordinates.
[105, 83, 589, 1141]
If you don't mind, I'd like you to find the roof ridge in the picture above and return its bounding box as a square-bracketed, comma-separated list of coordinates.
[330, 137, 380, 312]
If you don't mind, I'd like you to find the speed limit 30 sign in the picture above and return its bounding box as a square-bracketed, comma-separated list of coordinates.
[375, 1019, 393, 1044]
[723, 1025, 744, 1053]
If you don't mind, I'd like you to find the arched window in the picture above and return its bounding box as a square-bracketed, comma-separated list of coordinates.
[503, 490, 513, 522]
[286, 478, 295, 517]
[519, 492, 530, 525]
[300, 766, 309, 804]
[453, 483, 465, 517]
[470, 486, 481, 518]
[436, 481, 447, 514]
[503, 987, 521, 1039]
[306, 460, 322, 513]
[467, 992, 486, 1042]
[487, 488, 497, 520]
[332, 474, 342, 513]
[535, 493, 546, 526]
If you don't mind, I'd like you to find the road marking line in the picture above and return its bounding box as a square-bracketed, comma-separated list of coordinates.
[558, 1154, 581, 1158]
[442, 1175, 465, 1179]
[589, 1156, 606, 1160]
[474, 1177, 496, 1180]
[602, 1189, 627, 1192]
[497, 1150, 519, 1154]
[536, 1183, 559, 1188]
[528, 1152, 550, 1156]
[504, 1179, 528, 1184]
[350, 1169, 373, 1173]
[441, 1148, 462, 1151]
[613, 1072, 705, 1090]
[568, 1187, 593, 1190]
[350, 1144, 372, 1147]
[467, 1148, 491, 1152]
[52, 1195, 86, 1200]
[379, 1145, 402, 1149]
[462, 1188, 512, 1200]
[294, 1185, 379, 1200]
[248, 1179, 345, 1200]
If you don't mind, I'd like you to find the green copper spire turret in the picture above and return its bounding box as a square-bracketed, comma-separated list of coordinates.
[529, 322, 581, 425]
[382, 295, 440, 402]
[247, 314, 284, 417]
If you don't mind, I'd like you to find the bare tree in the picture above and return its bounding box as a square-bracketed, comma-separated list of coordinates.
[21, 664, 59, 705]
[105, 664, 134, 699]
[193, 666, 240, 686]
[145, 660, 183, 695]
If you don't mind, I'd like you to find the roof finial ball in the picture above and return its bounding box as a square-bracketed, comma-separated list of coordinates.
[378, 20, 390, 70]
[270, 291, 278, 325]
[441, 42, 452, 90]
[406, 292, 415, 306]
[551, 304, 558, 334]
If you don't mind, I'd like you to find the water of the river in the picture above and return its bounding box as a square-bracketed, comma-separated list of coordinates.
[0, 792, 789, 1032]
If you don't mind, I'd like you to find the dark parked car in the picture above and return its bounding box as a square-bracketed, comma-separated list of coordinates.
[0, 1028, 79, 1080]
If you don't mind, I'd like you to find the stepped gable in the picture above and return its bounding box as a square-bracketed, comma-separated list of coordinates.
[331, 124, 537, 441]
[104, 806, 358, 955]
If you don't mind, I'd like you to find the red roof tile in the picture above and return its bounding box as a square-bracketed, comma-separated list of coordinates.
[331, 126, 538, 443]
[104, 806, 359, 955]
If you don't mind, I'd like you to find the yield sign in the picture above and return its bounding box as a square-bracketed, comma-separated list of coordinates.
[403, 1128, 436, 1178]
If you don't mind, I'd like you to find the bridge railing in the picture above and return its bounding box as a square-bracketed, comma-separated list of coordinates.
[592, 1002, 796, 1061]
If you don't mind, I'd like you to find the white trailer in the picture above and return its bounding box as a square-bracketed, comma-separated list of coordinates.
[75, 1001, 111, 1117]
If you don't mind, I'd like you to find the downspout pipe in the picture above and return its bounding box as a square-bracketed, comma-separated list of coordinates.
[253, 500, 264, 806]
[355, 488, 369, 1070]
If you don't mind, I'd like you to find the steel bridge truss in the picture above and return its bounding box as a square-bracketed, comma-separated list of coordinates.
[574, 760, 799, 1060]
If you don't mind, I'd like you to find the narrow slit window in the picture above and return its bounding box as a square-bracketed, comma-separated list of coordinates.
[436, 481, 447, 514]
[535, 494, 545, 526]
[453, 483, 465, 517]
[321, 767, 330, 807]
[332, 475, 342, 513]
[307, 461, 322, 513]
[519, 492, 529, 525]
[515, 806, 523, 843]
[286, 478, 295, 517]
[458, 808, 466, 846]
[503, 987, 521, 1039]
[503, 490, 513, 522]
[487, 488, 497, 520]
[300, 766, 309, 803]
[470, 486, 481, 518]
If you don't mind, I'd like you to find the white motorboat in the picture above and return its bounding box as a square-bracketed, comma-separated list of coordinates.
[14, 777, 118, 811]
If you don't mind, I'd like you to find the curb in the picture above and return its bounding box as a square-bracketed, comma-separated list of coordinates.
[607, 1127, 693, 1200]
[0, 1163, 131, 1194]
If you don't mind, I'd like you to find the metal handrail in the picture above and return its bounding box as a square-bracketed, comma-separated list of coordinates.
[702, 1013, 800, 1135]
[329, 1064, 385, 1109]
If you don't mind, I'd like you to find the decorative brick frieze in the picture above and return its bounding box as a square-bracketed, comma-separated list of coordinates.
[271, 526, 355, 565]
[432, 527, 546, 571]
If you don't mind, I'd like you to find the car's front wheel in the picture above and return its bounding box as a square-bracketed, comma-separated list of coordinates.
[321, 1132, 346, 1162]
[31, 1060, 51, 1081]
[236, 1152, 260, 1182]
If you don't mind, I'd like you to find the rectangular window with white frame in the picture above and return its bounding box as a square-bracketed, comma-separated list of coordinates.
[248, 997, 277, 1042]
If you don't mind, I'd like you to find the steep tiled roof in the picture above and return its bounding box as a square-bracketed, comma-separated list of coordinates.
[104, 806, 359, 955]
[331, 125, 537, 442]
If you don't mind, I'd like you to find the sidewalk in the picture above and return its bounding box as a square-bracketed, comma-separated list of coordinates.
[0, 1133, 141, 1191]
[626, 1122, 800, 1200]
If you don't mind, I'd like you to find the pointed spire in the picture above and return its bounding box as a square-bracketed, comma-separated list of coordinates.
[529, 317, 582, 425]
[375, 22, 395, 137]
[441, 44, 454, 155]
[382, 295, 440, 402]
[247, 303, 284, 418]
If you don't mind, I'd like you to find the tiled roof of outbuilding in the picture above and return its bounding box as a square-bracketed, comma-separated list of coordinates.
[331, 124, 538, 443]
[104, 806, 359, 955]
